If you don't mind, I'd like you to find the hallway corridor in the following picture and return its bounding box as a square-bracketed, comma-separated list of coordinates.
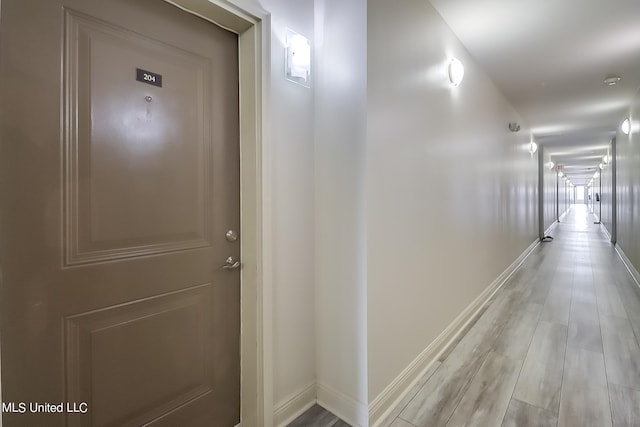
[377, 204, 640, 427]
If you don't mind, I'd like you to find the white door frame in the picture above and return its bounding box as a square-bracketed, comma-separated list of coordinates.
[162, 1, 271, 425]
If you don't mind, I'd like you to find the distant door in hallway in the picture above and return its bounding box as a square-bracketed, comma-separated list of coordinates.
[0, 0, 240, 425]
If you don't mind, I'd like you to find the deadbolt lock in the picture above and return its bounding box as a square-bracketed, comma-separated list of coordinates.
[225, 230, 238, 242]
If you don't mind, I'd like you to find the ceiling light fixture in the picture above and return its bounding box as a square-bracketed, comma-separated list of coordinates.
[621, 118, 631, 135]
[448, 58, 464, 87]
[604, 75, 621, 86]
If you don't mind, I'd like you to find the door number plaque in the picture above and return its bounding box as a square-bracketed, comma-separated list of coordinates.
[136, 68, 162, 88]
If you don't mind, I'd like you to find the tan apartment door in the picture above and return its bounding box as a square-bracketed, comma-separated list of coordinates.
[0, 0, 240, 425]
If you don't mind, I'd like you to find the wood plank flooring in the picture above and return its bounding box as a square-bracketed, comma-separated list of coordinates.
[293, 204, 640, 427]
[383, 204, 640, 427]
[287, 404, 350, 427]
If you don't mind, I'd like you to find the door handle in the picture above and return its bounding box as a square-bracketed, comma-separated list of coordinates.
[220, 256, 241, 270]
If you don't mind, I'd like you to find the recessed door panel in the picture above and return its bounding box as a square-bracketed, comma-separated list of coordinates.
[66, 11, 213, 265]
[65, 285, 212, 427]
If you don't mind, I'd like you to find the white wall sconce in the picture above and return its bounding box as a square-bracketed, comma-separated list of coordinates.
[285, 29, 311, 87]
[448, 58, 464, 87]
[621, 118, 631, 135]
[529, 141, 538, 155]
[558, 171, 564, 178]
[602, 155, 609, 165]
[547, 161, 555, 169]
[604, 75, 621, 86]
[599, 163, 604, 170]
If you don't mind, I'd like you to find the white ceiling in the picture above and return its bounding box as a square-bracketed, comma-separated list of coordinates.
[429, 0, 640, 186]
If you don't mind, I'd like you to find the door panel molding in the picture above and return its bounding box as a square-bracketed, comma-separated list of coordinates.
[65, 284, 213, 427]
[63, 9, 214, 266]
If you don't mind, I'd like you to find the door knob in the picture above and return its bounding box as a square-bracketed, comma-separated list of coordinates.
[221, 256, 241, 270]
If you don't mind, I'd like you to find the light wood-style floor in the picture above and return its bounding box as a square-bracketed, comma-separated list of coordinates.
[292, 204, 640, 427]
[288, 404, 351, 427]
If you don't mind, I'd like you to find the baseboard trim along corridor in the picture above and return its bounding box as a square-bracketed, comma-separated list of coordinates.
[369, 238, 541, 426]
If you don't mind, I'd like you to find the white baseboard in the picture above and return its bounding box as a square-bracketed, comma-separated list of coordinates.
[273, 381, 316, 427]
[544, 221, 558, 236]
[615, 245, 640, 290]
[368, 238, 540, 427]
[317, 381, 368, 427]
[600, 223, 612, 241]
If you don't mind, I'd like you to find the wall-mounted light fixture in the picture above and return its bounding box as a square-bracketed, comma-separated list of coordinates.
[602, 155, 609, 165]
[621, 118, 631, 135]
[558, 171, 564, 178]
[548, 161, 555, 170]
[508, 122, 521, 132]
[529, 141, 538, 155]
[599, 163, 604, 170]
[448, 58, 464, 87]
[604, 75, 621, 86]
[285, 29, 311, 87]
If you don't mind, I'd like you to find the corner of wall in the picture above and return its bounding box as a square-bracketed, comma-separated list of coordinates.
[273, 381, 317, 427]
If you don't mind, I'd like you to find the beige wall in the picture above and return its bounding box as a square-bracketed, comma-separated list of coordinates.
[558, 178, 568, 218]
[617, 89, 640, 272]
[239, 0, 318, 417]
[224, 1, 545, 424]
[314, 0, 368, 423]
[542, 149, 557, 232]
[366, 0, 538, 403]
[601, 141, 614, 236]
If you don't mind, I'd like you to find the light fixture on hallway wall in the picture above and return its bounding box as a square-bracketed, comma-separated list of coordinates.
[448, 58, 464, 87]
[529, 140, 538, 155]
[508, 122, 520, 132]
[604, 75, 621, 86]
[548, 161, 555, 169]
[558, 171, 564, 178]
[602, 155, 609, 165]
[621, 118, 631, 135]
[285, 28, 311, 88]
[599, 163, 604, 170]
